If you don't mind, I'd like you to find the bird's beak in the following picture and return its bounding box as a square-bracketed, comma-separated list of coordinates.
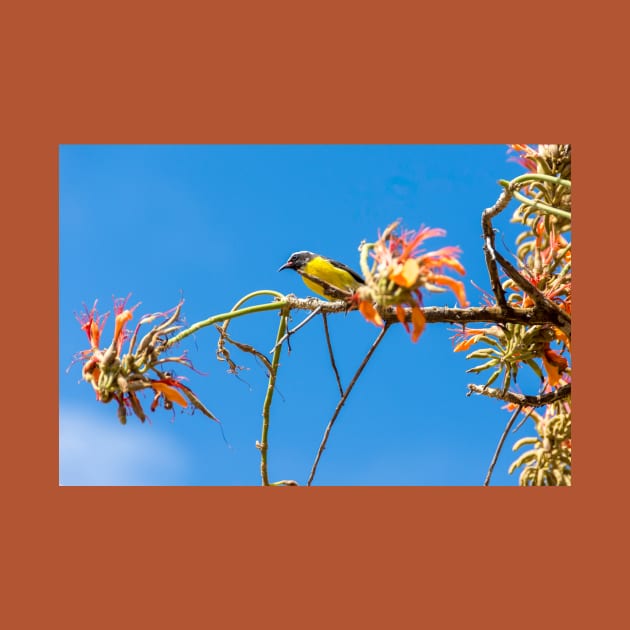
[278, 261, 293, 272]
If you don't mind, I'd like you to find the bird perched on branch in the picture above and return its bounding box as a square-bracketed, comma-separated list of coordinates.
[279, 251, 364, 301]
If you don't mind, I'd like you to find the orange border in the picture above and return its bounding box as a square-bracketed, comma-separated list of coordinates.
[6, 2, 601, 627]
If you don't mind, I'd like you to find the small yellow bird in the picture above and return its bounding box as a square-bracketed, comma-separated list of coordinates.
[279, 251, 364, 301]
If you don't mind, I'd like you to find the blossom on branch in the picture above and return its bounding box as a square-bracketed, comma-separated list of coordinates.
[74, 297, 219, 425]
[355, 221, 468, 342]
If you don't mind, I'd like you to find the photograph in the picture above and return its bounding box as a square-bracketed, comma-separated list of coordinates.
[59, 144, 571, 486]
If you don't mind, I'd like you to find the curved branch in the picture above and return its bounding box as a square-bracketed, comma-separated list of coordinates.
[481, 187, 513, 309]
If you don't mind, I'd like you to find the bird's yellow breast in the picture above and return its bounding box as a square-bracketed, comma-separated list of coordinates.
[301, 256, 362, 300]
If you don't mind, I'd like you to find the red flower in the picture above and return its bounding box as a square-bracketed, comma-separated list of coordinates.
[78, 301, 109, 350]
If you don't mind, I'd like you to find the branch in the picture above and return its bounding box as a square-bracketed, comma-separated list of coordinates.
[269, 305, 322, 353]
[322, 312, 344, 397]
[493, 249, 571, 338]
[166, 295, 287, 350]
[484, 405, 523, 486]
[307, 324, 390, 486]
[478, 179, 571, 338]
[257, 309, 289, 486]
[467, 383, 571, 407]
[284, 296, 565, 328]
[481, 186, 513, 310]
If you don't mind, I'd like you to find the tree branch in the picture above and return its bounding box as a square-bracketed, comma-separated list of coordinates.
[467, 383, 571, 407]
[322, 312, 344, 397]
[307, 324, 390, 486]
[484, 405, 522, 486]
[283, 296, 568, 328]
[269, 305, 322, 353]
[481, 187, 513, 309]
[493, 248, 571, 338]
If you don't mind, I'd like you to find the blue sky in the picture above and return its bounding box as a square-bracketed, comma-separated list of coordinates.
[59, 144, 534, 485]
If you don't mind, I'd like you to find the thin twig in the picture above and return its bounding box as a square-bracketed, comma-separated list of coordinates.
[481, 187, 513, 310]
[512, 406, 537, 433]
[258, 310, 289, 486]
[322, 312, 344, 397]
[467, 383, 571, 407]
[493, 251, 571, 339]
[216, 325, 273, 373]
[485, 405, 523, 486]
[269, 305, 322, 353]
[307, 324, 390, 486]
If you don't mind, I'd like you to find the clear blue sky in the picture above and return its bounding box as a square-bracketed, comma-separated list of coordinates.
[59, 144, 534, 485]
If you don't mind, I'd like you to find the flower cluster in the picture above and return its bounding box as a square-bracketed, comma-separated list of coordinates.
[509, 144, 571, 255]
[507, 145, 571, 387]
[507, 400, 572, 486]
[453, 322, 569, 390]
[354, 221, 468, 342]
[456, 144, 572, 485]
[456, 145, 572, 390]
[75, 296, 218, 424]
[508, 144, 571, 182]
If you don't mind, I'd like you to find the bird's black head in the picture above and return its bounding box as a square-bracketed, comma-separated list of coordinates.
[278, 251, 316, 272]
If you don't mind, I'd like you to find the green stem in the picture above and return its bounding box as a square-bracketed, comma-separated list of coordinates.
[227, 290, 286, 312]
[507, 173, 571, 189]
[164, 298, 287, 349]
[259, 309, 288, 486]
[217, 290, 287, 342]
[497, 174, 571, 220]
[511, 190, 571, 220]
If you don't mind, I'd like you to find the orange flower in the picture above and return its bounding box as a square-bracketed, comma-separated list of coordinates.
[358, 221, 468, 343]
[75, 296, 220, 425]
[395, 304, 409, 332]
[555, 327, 571, 353]
[389, 258, 420, 288]
[429, 274, 469, 307]
[541, 347, 569, 386]
[151, 379, 188, 408]
[417, 246, 465, 276]
[390, 303, 426, 341]
[452, 327, 498, 352]
[410, 306, 426, 342]
[399, 226, 446, 261]
[358, 300, 384, 327]
[113, 309, 133, 346]
[112, 295, 139, 353]
[78, 301, 109, 350]
[507, 144, 538, 172]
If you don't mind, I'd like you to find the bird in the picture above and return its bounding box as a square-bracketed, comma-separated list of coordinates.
[279, 251, 364, 301]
